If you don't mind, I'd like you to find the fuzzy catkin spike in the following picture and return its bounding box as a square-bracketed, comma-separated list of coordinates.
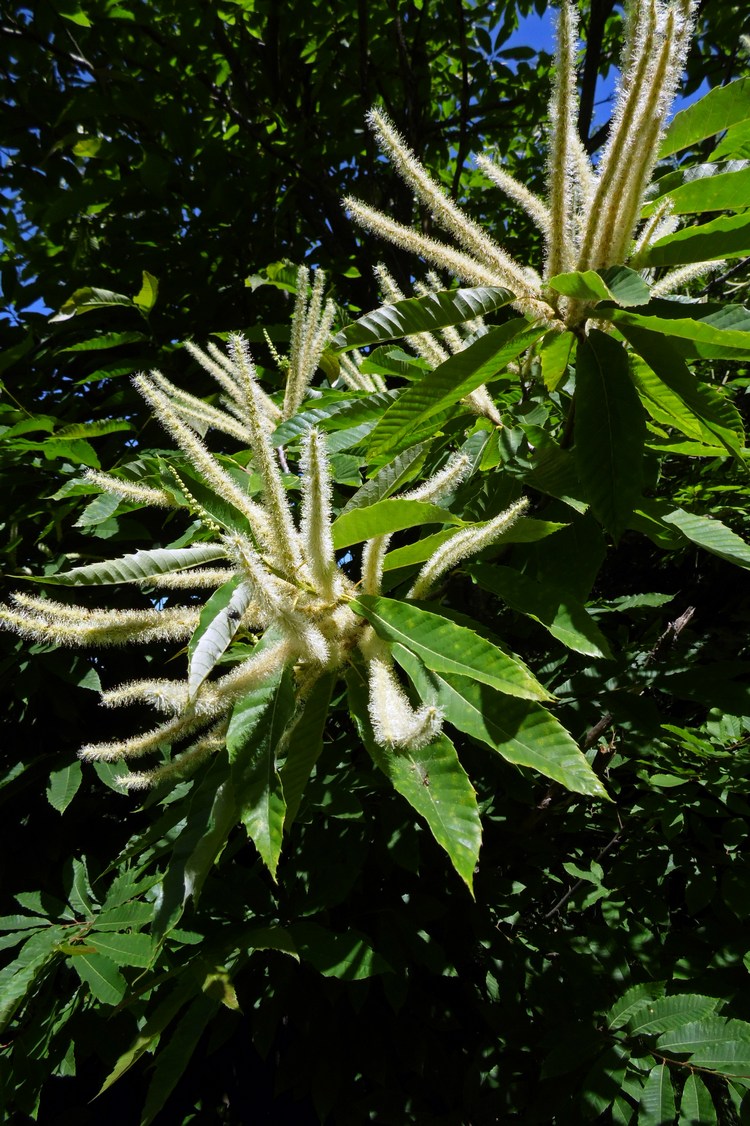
[408, 498, 529, 600]
[367, 657, 443, 750]
[475, 154, 552, 239]
[300, 429, 339, 600]
[83, 469, 175, 509]
[2, 595, 199, 647]
[121, 722, 229, 789]
[545, 0, 579, 276]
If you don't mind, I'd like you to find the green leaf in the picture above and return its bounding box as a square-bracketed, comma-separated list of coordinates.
[93, 902, 154, 931]
[661, 507, 750, 570]
[0, 914, 49, 931]
[607, 982, 667, 1030]
[227, 668, 296, 879]
[332, 498, 462, 550]
[348, 668, 481, 890]
[58, 330, 147, 353]
[644, 166, 750, 216]
[31, 543, 227, 586]
[280, 673, 335, 829]
[74, 491, 122, 528]
[49, 286, 135, 322]
[382, 518, 567, 573]
[469, 563, 612, 659]
[339, 444, 427, 515]
[141, 993, 219, 1126]
[0, 928, 65, 1033]
[71, 953, 127, 1005]
[352, 595, 551, 702]
[46, 761, 83, 813]
[64, 856, 96, 919]
[658, 1016, 750, 1054]
[245, 924, 299, 961]
[660, 77, 750, 157]
[289, 921, 391, 979]
[188, 576, 252, 697]
[133, 269, 159, 312]
[627, 994, 720, 1036]
[271, 390, 396, 446]
[88, 931, 152, 967]
[638, 213, 750, 267]
[547, 267, 650, 306]
[639, 1063, 676, 1126]
[393, 646, 608, 798]
[574, 330, 645, 541]
[679, 1074, 717, 1126]
[366, 321, 545, 458]
[687, 1041, 750, 1077]
[539, 330, 575, 392]
[609, 307, 750, 361]
[332, 286, 514, 350]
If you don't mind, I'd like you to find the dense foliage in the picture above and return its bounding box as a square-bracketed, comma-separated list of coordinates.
[2, 1, 750, 1123]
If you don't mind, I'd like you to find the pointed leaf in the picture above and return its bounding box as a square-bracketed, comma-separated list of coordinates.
[639, 212, 750, 267]
[382, 518, 567, 573]
[393, 646, 608, 798]
[30, 543, 227, 586]
[658, 1016, 750, 1054]
[141, 993, 218, 1126]
[687, 1041, 750, 1077]
[58, 330, 147, 353]
[332, 286, 514, 350]
[644, 166, 750, 216]
[71, 953, 127, 1005]
[47, 761, 83, 813]
[271, 390, 397, 446]
[332, 498, 461, 550]
[340, 444, 427, 515]
[133, 270, 159, 313]
[609, 307, 750, 361]
[660, 78, 750, 158]
[662, 507, 750, 570]
[50, 286, 135, 322]
[627, 994, 720, 1036]
[469, 563, 612, 658]
[607, 982, 667, 1030]
[348, 669, 480, 889]
[639, 1063, 676, 1126]
[547, 267, 650, 306]
[366, 320, 545, 458]
[289, 921, 391, 979]
[0, 928, 66, 1032]
[88, 931, 152, 967]
[574, 330, 645, 540]
[280, 673, 335, 829]
[679, 1074, 717, 1126]
[352, 595, 551, 702]
[188, 576, 252, 696]
[227, 668, 296, 879]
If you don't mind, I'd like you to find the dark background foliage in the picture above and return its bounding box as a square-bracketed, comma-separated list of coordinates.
[1, 1, 750, 1123]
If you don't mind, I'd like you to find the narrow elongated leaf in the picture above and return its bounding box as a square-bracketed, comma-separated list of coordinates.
[31, 543, 227, 586]
[352, 595, 551, 701]
[58, 330, 147, 353]
[393, 647, 607, 798]
[228, 668, 296, 879]
[366, 321, 545, 458]
[188, 576, 252, 697]
[639, 1063, 676, 1126]
[141, 993, 219, 1126]
[47, 761, 83, 813]
[662, 507, 750, 570]
[339, 444, 427, 515]
[271, 390, 396, 446]
[88, 931, 152, 967]
[574, 330, 645, 541]
[290, 921, 391, 979]
[332, 498, 461, 550]
[644, 166, 750, 216]
[610, 308, 750, 361]
[660, 77, 750, 157]
[469, 563, 612, 658]
[688, 1041, 750, 1077]
[0, 915, 49, 931]
[627, 994, 720, 1036]
[50, 286, 134, 322]
[679, 1074, 717, 1125]
[639, 212, 750, 267]
[71, 953, 127, 1005]
[658, 1017, 750, 1053]
[348, 669, 480, 889]
[280, 673, 335, 829]
[382, 518, 567, 572]
[332, 286, 514, 350]
[0, 927, 65, 1033]
[607, 982, 667, 1030]
[93, 902, 154, 931]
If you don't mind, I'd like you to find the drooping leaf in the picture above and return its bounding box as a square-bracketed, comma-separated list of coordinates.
[187, 576, 252, 697]
[49, 286, 135, 322]
[133, 269, 159, 313]
[332, 286, 514, 350]
[574, 330, 645, 541]
[30, 543, 227, 586]
[280, 673, 335, 829]
[661, 507, 750, 570]
[352, 595, 552, 702]
[366, 320, 546, 458]
[46, 761, 83, 813]
[686, 1041, 750, 1077]
[393, 646, 608, 799]
[348, 668, 481, 890]
[609, 307, 750, 361]
[71, 952, 127, 1005]
[227, 667, 296, 879]
[469, 563, 612, 658]
[638, 1063, 676, 1126]
[140, 993, 219, 1126]
[0, 927, 66, 1033]
[644, 166, 750, 216]
[331, 498, 462, 550]
[660, 77, 750, 157]
[679, 1074, 717, 1126]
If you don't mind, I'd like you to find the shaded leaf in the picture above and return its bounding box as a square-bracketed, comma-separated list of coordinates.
[679, 1074, 717, 1126]
[280, 673, 335, 829]
[289, 921, 391, 979]
[50, 286, 134, 322]
[639, 1063, 676, 1126]
[188, 576, 252, 696]
[141, 993, 218, 1126]
[627, 994, 720, 1036]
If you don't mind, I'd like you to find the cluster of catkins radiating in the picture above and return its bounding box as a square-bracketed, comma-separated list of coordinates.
[0, 269, 526, 788]
[345, 0, 719, 327]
